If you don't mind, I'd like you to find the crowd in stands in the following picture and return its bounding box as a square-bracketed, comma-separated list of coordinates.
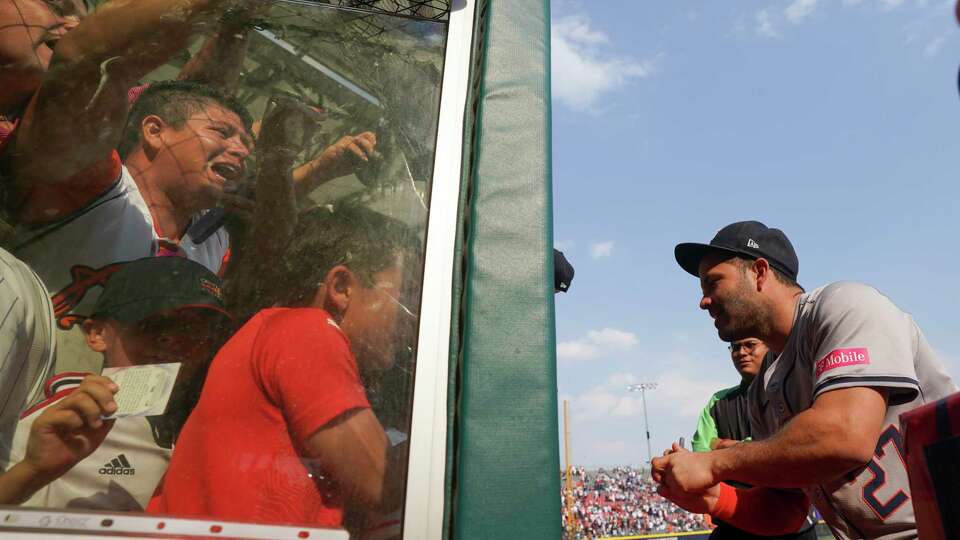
[561, 466, 709, 539]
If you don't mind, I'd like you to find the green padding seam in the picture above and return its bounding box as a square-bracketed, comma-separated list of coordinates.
[450, 0, 560, 538]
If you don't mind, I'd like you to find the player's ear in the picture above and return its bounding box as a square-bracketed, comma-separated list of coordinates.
[82, 318, 111, 353]
[753, 258, 771, 292]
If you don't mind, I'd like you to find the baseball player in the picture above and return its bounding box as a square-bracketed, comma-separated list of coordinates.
[653, 220, 957, 540]
[5, 256, 231, 510]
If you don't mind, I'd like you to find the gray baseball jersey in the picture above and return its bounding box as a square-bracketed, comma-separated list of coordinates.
[748, 281, 957, 540]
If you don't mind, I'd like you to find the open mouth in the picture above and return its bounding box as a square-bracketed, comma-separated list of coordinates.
[210, 162, 242, 185]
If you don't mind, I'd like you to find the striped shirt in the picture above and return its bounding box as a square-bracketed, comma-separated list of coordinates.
[0, 247, 55, 465]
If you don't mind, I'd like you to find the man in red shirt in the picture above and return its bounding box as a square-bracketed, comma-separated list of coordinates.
[148, 205, 416, 528]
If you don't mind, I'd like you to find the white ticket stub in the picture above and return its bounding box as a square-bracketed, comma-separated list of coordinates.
[101, 363, 181, 419]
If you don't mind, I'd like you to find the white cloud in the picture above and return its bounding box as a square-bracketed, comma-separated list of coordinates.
[923, 32, 949, 57]
[554, 14, 609, 45]
[557, 340, 601, 361]
[657, 371, 731, 417]
[587, 328, 638, 349]
[755, 9, 781, 38]
[568, 365, 729, 424]
[551, 14, 660, 111]
[590, 241, 614, 259]
[750, 0, 953, 56]
[900, 0, 956, 56]
[569, 373, 644, 421]
[557, 327, 638, 362]
[786, 0, 820, 23]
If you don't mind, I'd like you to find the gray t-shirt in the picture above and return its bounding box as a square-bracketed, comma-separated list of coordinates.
[748, 281, 957, 540]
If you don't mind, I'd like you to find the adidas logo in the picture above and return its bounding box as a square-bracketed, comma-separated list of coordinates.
[746, 239, 760, 249]
[98, 454, 135, 476]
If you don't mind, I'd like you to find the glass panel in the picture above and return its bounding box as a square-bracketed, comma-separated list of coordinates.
[0, 0, 447, 536]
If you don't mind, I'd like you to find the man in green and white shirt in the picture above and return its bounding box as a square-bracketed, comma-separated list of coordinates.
[692, 338, 767, 453]
[692, 338, 816, 540]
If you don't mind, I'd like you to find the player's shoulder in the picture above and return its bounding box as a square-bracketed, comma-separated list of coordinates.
[806, 281, 891, 314]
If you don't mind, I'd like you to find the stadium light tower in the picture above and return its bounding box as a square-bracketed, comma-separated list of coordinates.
[626, 382, 658, 466]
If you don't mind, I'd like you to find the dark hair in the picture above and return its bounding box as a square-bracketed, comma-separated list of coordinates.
[271, 204, 420, 307]
[119, 80, 253, 158]
[732, 256, 804, 292]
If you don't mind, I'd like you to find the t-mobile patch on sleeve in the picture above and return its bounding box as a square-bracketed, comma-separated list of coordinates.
[815, 347, 871, 378]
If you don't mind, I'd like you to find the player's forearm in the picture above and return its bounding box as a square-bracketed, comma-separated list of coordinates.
[710, 407, 872, 487]
[0, 461, 56, 505]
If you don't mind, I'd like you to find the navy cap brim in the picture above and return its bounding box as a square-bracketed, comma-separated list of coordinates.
[106, 302, 231, 324]
[674, 243, 744, 278]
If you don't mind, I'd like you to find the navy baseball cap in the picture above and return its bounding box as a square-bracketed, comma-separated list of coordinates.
[674, 221, 799, 281]
[554, 249, 575, 293]
[92, 257, 230, 323]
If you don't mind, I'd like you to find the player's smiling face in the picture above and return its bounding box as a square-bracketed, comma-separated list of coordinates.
[698, 253, 765, 342]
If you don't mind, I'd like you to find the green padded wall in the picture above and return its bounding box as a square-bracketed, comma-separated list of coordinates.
[448, 0, 560, 537]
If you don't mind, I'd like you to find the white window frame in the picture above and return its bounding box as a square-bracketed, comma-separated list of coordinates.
[401, 1, 477, 538]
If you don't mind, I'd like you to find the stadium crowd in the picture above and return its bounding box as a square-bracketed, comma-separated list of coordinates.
[562, 466, 708, 538]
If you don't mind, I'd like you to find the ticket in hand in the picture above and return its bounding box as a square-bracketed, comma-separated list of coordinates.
[101, 363, 181, 419]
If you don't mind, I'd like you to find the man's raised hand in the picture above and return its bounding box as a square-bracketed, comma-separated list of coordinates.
[23, 375, 119, 482]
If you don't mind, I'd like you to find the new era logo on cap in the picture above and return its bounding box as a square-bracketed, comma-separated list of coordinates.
[674, 221, 800, 282]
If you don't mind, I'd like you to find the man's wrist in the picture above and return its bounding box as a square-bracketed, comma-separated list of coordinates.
[3, 461, 56, 504]
[708, 447, 731, 482]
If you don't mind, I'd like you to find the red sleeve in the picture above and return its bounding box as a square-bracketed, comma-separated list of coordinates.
[253, 309, 370, 446]
[19, 150, 122, 224]
[713, 483, 810, 536]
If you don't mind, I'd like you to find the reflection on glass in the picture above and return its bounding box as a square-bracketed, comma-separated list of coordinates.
[0, 0, 446, 536]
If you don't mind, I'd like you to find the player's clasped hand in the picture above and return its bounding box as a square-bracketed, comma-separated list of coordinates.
[652, 442, 717, 492]
[651, 442, 723, 515]
[23, 375, 119, 482]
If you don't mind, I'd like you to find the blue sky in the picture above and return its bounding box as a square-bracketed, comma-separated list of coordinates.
[551, 0, 960, 467]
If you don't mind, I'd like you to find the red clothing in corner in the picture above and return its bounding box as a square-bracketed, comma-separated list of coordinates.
[147, 308, 370, 526]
